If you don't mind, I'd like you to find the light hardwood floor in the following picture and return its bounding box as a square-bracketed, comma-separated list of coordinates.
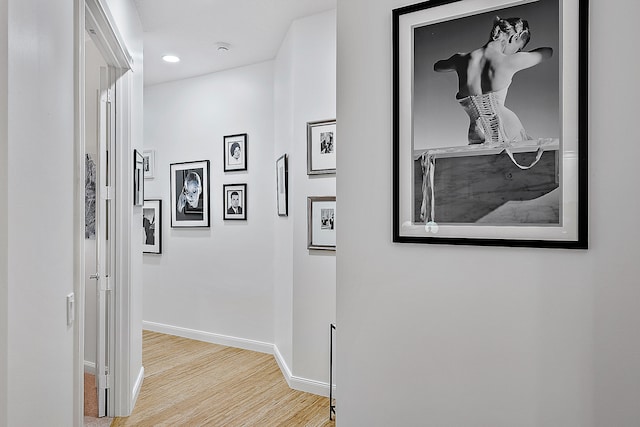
[111, 331, 336, 427]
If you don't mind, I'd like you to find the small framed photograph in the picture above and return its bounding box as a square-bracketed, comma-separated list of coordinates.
[170, 160, 210, 228]
[143, 149, 155, 179]
[133, 149, 144, 206]
[143, 199, 161, 254]
[393, 0, 588, 248]
[307, 196, 336, 251]
[276, 154, 288, 216]
[223, 184, 247, 221]
[224, 133, 248, 172]
[307, 119, 336, 175]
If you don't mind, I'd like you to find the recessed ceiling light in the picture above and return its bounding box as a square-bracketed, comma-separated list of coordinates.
[162, 55, 180, 63]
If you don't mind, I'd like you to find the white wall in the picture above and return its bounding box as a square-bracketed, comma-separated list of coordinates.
[4, 1, 76, 424]
[273, 9, 337, 390]
[0, 0, 8, 423]
[273, 17, 296, 376]
[0, 0, 142, 424]
[336, 0, 640, 426]
[143, 61, 276, 349]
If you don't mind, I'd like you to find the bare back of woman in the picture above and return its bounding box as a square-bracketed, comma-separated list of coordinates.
[434, 17, 552, 145]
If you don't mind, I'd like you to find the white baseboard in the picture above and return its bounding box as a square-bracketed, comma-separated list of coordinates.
[273, 344, 332, 397]
[142, 321, 274, 354]
[131, 366, 144, 410]
[84, 361, 96, 374]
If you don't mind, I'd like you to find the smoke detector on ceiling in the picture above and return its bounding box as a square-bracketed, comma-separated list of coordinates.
[215, 42, 231, 53]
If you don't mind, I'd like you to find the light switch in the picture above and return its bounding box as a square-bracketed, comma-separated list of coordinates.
[67, 293, 75, 326]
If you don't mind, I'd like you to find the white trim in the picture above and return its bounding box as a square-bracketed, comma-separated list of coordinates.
[85, 0, 133, 70]
[131, 366, 144, 410]
[143, 321, 273, 354]
[73, 1, 87, 425]
[113, 69, 133, 417]
[273, 344, 332, 397]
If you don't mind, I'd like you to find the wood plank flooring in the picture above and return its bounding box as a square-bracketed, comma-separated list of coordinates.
[111, 330, 336, 427]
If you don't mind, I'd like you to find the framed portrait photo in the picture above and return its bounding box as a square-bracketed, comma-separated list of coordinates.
[133, 149, 144, 206]
[223, 184, 247, 221]
[276, 154, 288, 216]
[307, 196, 336, 251]
[224, 133, 247, 172]
[307, 119, 336, 175]
[170, 160, 210, 228]
[142, 199, 162, 254]
[143, 149, 155, 179]
[392, 0, 588, 248]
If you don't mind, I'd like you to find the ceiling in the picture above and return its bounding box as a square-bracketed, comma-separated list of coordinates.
[133, 0, 337, 86]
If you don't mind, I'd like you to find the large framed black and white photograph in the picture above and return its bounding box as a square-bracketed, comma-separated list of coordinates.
[307, 196, 336, 251]
[224, 133, 247, 172]
[143, 199, 162, 254]
[307, 119, 336, 175]
[170, 160, 210, 228]
[223, 184, 247, 221]
[393, 0, 587, 248]
[276, 154, 288, 216]
[133, 149, 144, 206]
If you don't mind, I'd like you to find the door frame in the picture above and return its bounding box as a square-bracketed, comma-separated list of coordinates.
[74, 0, 135, 424]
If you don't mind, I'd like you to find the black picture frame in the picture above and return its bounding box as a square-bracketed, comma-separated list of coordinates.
[307, 119, 336, 175]
[224, 133, 248, 172]
[223, 183, 247, 221]
[276, 154, 288, 216]
[392, 0, 588, 248]
[143, 199, 162, 254]
[133, 149, 144, 206]
[170, 160, 211, 228]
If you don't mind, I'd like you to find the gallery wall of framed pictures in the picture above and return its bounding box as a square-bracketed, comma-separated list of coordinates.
[303, 118, 337, 250]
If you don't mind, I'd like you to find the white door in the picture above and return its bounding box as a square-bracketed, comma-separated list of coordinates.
[93, 66, 116, 417]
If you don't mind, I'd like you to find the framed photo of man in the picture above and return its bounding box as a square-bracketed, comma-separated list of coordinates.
[392, 0, 588, 248]
[170, 160, 210, 228]
[223, 183, 247, 221]
[224, 133, 248, 172]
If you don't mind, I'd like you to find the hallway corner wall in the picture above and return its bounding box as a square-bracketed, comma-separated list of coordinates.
[273, 9, 337, 393]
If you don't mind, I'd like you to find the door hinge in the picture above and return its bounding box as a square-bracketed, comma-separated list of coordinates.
[107, 89, 113, 103]
[99, 275, 112, 292]
[98, 373, 112, 389]
[102, 186, 112, 200]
